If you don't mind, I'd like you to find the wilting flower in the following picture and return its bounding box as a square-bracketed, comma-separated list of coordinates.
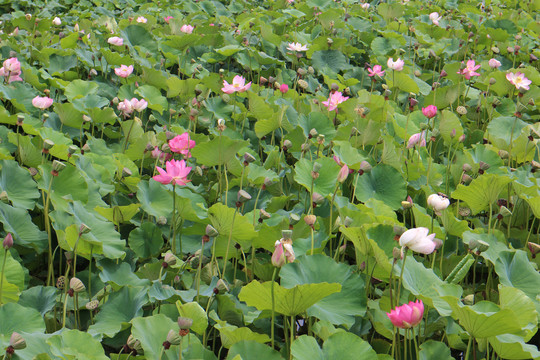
[367, 65, 385, 77]
[169, 133, 196, 158]
[427, 193, 450, 213]
[52, 17, 62, 26]
[130, 98, 148, 112]
[322, 91, 349, 112]
[429, 12, 441, 26]
[32, 96, 53, 110]
[421, 105, 437, 119]
[387, 300, 424, 329]
[387, 57, 404, 71]
[153, 159, 192, 186]
[287, 42, 309, 52]
[271, 239, 295, 267]
[136, 16, 147, 23]
[221, 75, 251, 94]
[180, 24, 194, 34]
[107, 36, 123, 46]
[406, 131, 426, 149]
[0, 57, 23, 83]
[488, 58, 501, 69]
[164, 16, 174, 23]
[115, 65, 133, 78]
[117, 99, 134, 116]
[399, 227, 436, 254]
[506, 72, 532, 91]
[457, 60, 481, 80]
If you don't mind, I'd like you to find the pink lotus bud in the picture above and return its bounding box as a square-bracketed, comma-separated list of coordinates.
[280, 83, 289, 94]
[3, 233, 13, 249]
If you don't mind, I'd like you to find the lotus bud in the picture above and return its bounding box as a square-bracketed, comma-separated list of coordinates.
[281, 229, 293, 240]
[237, 190, 252, 203]
[440, 69, 447, 77]
[221, 93, 230, 103]
[304, 214, 316, 228]
[414, 69, 421, 77]
[70, 277, 86, 293]
[9, 332, 26, 350]
[498, 150, 509, 159]
[433, 238, 443, 250]
[456, 106, 467, 115]
[206, 224, 218, 237]
[82, 143, 91, 153]
[166, 329, 182, 345]
[343, 216, 353, 227]
[163, 252, 177, 267]
[0, 191, 8, 204]
[393, 225, 406, 236]
[392, 247, 403, 260]
[3, 233, 13, 249]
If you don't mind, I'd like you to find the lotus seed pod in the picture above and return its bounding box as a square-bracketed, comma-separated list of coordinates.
[498, 150, 509, 159]
[42, 139, 55, 151]
[312, 192, 324, 204]
[237, 190, 252, 203]
[528, 242, 540, 257]
[166, 329, 182, 345]
[309, 128, 318, 138]
[70, 277, 86, 293]
[316, 134, 325, 145]
[489, 77, 496, 85]
[0, 191, 8, 204]
[164, 252, 177, 266]
[499, 206, 512, 217]
[259, 209, 271, 220]
[68, 145, 78, 155]
[216, 278, 230, 293]
[458, 207, 471, 217]
[308, 66, 315, 74]
[461, 174, 473, 184]
[205, 224, 218, 237]
[462, 163, 472, 172]
[298, 79, 309, 89]
[56, 276, 65, 289]
[9, 332, 26, 350]
[392, 247, 403, 260]
[283, 139, 292, 149]
[359, 161, 372, 173]
[401, 200, 413, 209]
[289, 213, 301, 225]
[157, 216, 167, 225]
[478, 161, 490, 171]
[456, 106, 467, 115]
[297, 67, 307, 76]
[178, 317, 194, 330]
[52, 160, 66, 173]
[86, 299, 99, 310]
[79, 223, 91, 235]
[243, 152, 256, 164]
[475, 240, 490, 253]
[532, 160, 540, 170]
[491, 46, 499, 53]
[304, 214, 316, 227]
[221, 93, 230, 103]
[343, 216, 353, 227]
[81, 143, 91, 152]
[281, 229, 293, 240]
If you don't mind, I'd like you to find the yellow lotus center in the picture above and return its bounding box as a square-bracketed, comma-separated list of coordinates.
[234, 83, 240, 87]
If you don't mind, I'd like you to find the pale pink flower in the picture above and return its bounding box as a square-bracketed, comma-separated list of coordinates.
[153, 159, 192, 186]
[52, 17, 61, 26]
[169, 133, 196, 158]
[130, 98, 147, 112]
[32, 96, 53, 110]
[429, 12, 441, 26]
[10, 27, 19, 36]
[387, 300, 424, 329]
[406, 131, 426, 149]
[3, 58, 21, 73]
[387, 57, 405, 71]
[271, 239, 295, 267]
[333, 155, 344, 166]
[421, 105, 437, 119]
[115, 65, 133, 78]
[180, 24, 194, 34]
[287, 0, 294, 4]
[506, 72, 532, 91]
[457, 60, 481, 80]
[367, 65, 385, 77]
[221, 75, 251, 94]
[164, 16, 173, 24]
[117, 99, 134, 116]
[361, 3, 370, 9]
[399, 227, 436, 255]
[151, 146, 171, 163]
[286, 42, 309, 52]
[136, 16, 147, 23]
[488, 58, 501, 69]
[107, 36, 124, 46]
[337, 164, 349, 183]
[427, 193, 450, 213]
[322, 91, 348, 112]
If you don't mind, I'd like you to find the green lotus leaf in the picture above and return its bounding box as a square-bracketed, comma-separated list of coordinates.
[128, 222, 164, 259]
[18, 286, 57, 316]
[0, 160, 40, 209]
[227, 340, 284, 360]
[47, 329, 108, 360]
[419, 340, 453, 360]
[488, 334, 540, 360]
[0, 202, 47, 252]
[294, 157, 340, 198]
[191, 136, 249, 167]
[0, 303, 45, 347]
[354, 164, 407, 210]
[291, 332, 377, 360]
[208, 202, 257, 256]
[131, 314, 177, 359]
[452, 174, 512, 215]
[176, 301, 208, 335]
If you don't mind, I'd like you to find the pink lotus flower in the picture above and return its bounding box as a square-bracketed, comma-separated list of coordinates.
[180, 24, 194, 34]
[271, 239, 295, 267]
[221, 75, 251, 94]
[136, 16, 147, 23]
[169, 133, 196, 158]
[387, 57, 404, 71]
[107, 36, 123, 46]
[361, 3, 370, 9]
[3, 58, 21, 73]
[367, 65, 385, 77]
[406, 131, 426, 149]
[151, 146, 172, 163]
[32, 96, 53, 110]
[399, 227, 436, 254]
[280, 83, 289, 94]
[52, 17, 61, 26]
[322, 91, 349, 112]
[488, 58, 501, 69]
[506, 72, 531, 91]
[337, 164, 349, 183]
[287, 42, 309, 52]
[457, 60, 481, 80]
[117, 99, 134, 116]
[115, 65, 133, 78]
[421, 105, 437, 119]
[387, 300, 424, 329]
[429, 12, 441, 26]
[164, 16, 174, 24]
[427, 193, 450, 213]
[153, 159, 192, 186]
[130, 98, 148, 112]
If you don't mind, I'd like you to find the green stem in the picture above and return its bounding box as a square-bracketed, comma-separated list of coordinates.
[0, 249, 8, 305]
[464, 336, 473, 360]
[396, 249, 408, 305]
[44, 176, 54, 286]
[289, 315, 294, 360]
[221, 208, 239, 279]
[328, 184, 339, 258]
[172, 183, 177, 254]
[271, 267, 277, 349]
[196, 239, 205, 303]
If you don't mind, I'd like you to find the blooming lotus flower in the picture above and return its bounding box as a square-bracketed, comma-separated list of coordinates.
[367, 65, 385, 77]
[387, 57, 405, 71]
[117, 99, 134, 116]
[322, 91, 349, 112]
[421, 105, 437, 119]
[107, 36, 124, 46]
[387, 300, 424, 329]
[2, 58, 20, 73]
[271, 239, 295, 267]
[286, 42, 309, 52]
[115, 65, 133, 78]
[130, 98, 148, 112]
[280, 83, 289, 94]
[153, 159, 192, 186]
[427, 193, 450, 213]
[180, 24, 194, 34]
[164, 16, 174, 24]
[169, 133, 196, 158]
[399, 227, 436, 254]
[457, 60, 481, 80]
[52, 17, 61, 26]
[32, 96, 53, 110]
[136, 16, 147, 23]
[406, 131, 426, 149]
[361, 3, 370, 9]
[429, 12, 441, 26]
[506, 72, 531, 91]
[221, 75, 251, 94]
[488, 58, 501, 69]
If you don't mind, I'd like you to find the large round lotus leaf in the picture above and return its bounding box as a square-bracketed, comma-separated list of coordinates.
[291, 332, 377, 360]
[294, 157, 340, 198]
[0, 202, 47, 253]
[131, 314, 177, 359]
[419, 340, 453, 360]
[0, 303, 45, 347]
[47, 329, 109, 360]
[129, 222, 164, 259]
[280, 254, 366, 328]
[0, 160, 39, 209]
[18, 286, 57, 316]
[354, 164, 407, 210]
[227, 340, 284, 360]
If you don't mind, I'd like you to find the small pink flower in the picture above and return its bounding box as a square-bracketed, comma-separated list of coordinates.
[136, 16, 147, 23]
[337, 164, 349, 183]
[387, 300, 424, 329]
[280, 84, 289, 94]
[367, 65, 385, 77]
[457, 60, 481, 80]
[52, 17, 61, 26]
[32, 96, 53, 110]
[130, 98, 148, 112]
[107, 36, 124, 46]
[421, 105, 437, 119]
[387, 57, 404, 71]
[164, 16, 174, 24]
[361, 3, 370, 9]
[153, 159, 192, 186]
[117, 99, 134, 116]
[221, 75, 251, 94]
[322, 91, 349, 112]
[180, 24, 194, 34]
[151, 146, 171, 163]
[115, 65, 133, 78]
[271, 239, 295, 267]
[406, 131, 426, 149]
[488, 58, 501, 69]
[169, 133, 196, 158]
[286, 42, 309, 52]
[3, 233, 13, 249]
[506, 72, 531, 91]
[429, 12, 441, 26]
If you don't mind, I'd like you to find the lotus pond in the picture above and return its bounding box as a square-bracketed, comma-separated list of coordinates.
[0, 0, 539, 359]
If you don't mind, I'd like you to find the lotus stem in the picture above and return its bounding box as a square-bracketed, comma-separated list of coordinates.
[271, 267, 277, 349]
[0, 248, 7, 304]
